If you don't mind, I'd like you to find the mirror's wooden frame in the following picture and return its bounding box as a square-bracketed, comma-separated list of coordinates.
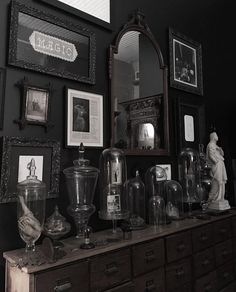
[109, 10, 170, 156]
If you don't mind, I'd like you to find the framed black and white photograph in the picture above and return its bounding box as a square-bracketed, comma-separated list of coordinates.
[169, 28, 203, 95]
[0, 136, 61, 203]
[0, 68, 6, 130]
[177, 97, 205, 151]
[8, 1, 96, 84]
[39, 0, 113, 30]
[66, 88, 103, 148]
[15, 78, 53, 131]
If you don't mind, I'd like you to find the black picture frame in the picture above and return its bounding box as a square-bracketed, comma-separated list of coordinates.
[66, 88, 104, 148]
[8, 0, 96, 84]
[177, 97, 205, 151]
[169, 28, 203, 96]
[15, 77, 53, 131]
[0, 136, 61, 203]
[0, 68, 6, 130]
[38, 0, 114, 31]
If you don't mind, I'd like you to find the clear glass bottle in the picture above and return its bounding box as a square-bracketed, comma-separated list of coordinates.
[165, 180, 184, 220]
[148, 195, 166, 226]
[63, 143, 99, 242]
[99, 147, 129, 236]
[178, 147, 199, 217]
[17, 158, 46, 266]
[127, 170, 146, 230]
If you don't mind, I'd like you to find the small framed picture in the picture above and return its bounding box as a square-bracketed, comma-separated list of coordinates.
[66, 88, 103, 147]
[156, 164, 172, 180]
[15, 78, 53, 131]
[169, 28, 203, 95]
[177, 97, 205, 151]
[0, 136, 61, 203]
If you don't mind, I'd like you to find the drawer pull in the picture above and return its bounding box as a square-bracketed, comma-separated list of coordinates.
[175, 268, 185, 278]
[105, 263, 118, 275]
[145, 250, 156, 263]
[54, 282, 72, 292]
[223, 272, 229, 279]
[222, 250, 228, 256]
[177, 243, 185, 252]
[202, 259, 210, 266]
[200, 234, 208, 242]
[145, 284, 156, 292]
[219, 228, 227, 234]
[204, 283, 212, 292]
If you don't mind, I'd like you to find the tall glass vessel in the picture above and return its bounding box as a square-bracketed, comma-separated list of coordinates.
[17, 158, 46, 266]
[178, 147, 199, 217]
[63, 143, 99, 240]
[99, 148, 129, 237]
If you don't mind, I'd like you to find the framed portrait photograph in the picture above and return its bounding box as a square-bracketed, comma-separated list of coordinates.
[15, 78, 53, 131]
[0, 68, 6, 130]
[66, 88, 103, 147]
[0, 136, 61, 203]
[39, 0, 113, 30]
[169, 28, 203, 95]
[8, 1, 96, 84]
[177, 97, 205, 151]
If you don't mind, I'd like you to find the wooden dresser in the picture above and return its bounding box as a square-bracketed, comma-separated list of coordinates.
[4, 210, 236, 292]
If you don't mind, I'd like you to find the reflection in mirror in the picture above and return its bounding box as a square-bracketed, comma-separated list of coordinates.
[110, 11, 169, 155]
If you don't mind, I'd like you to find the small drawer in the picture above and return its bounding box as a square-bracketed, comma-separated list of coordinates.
[35, 260, 89, 292]
[220, 281, 236, 292]
[133, 268, 165, 292]
[194, 271, 217, 292]
[214, 219, 232, 243]
[233, 237, 236, 255]
[90, 248, 131, 292]
[216, 262, 235, 291]
[166, 257, 192, 291]
[192, 224, 214, 252]
[132, 238, 165, 276]
[193, 247, 215, 278]
[215, 239, 233, 267]
[105, 282, 134, 292]
[166, 231, 192, 263]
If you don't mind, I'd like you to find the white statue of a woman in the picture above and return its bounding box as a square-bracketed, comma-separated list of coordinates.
[206, 132, 230, 210]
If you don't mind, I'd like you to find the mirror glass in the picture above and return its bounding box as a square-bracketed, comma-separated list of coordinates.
[110, 12, 169, 155]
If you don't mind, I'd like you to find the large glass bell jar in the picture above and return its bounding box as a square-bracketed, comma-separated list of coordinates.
[127, 170, 146, 230]
[146, 165, 168, 226]
[178, 147, 199, 216]
[63, 143, 99, 239]
[17, 158, 46, 266]
[99, 148, 129, 234]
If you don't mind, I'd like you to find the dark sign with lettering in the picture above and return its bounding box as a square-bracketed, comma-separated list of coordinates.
[8, 1, 96, 84]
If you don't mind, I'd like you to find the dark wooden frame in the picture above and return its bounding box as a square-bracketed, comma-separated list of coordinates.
[38, 0, 114, 31]
[109, 10, 170, 156]
[177, 97, 205, 151]
[169, 28, 203, 96]
[8, 0, 96, 84]
[0, 68, 6, 130]
[15, 77, 53, 131]
[65, 87, 104, 148]
[0, 136, 61, 203]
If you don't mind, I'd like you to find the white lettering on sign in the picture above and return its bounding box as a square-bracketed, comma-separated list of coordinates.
[29, 31, 78, 62]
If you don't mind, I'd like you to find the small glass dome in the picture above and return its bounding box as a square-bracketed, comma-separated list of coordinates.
[148, 195, 166, 226]
[165, 180, 184, 220]
[127, 170, 146, 229]
[98, 147, 129, 221]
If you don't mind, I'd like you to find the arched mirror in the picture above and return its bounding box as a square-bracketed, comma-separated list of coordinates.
[109, 11, 170, 155]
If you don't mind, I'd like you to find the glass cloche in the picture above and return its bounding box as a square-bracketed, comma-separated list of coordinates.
[99, 148, 129, 237]
[63, 143, 99, 242]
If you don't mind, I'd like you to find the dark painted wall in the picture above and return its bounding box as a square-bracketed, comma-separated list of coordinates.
[0, 0, 234, 290]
